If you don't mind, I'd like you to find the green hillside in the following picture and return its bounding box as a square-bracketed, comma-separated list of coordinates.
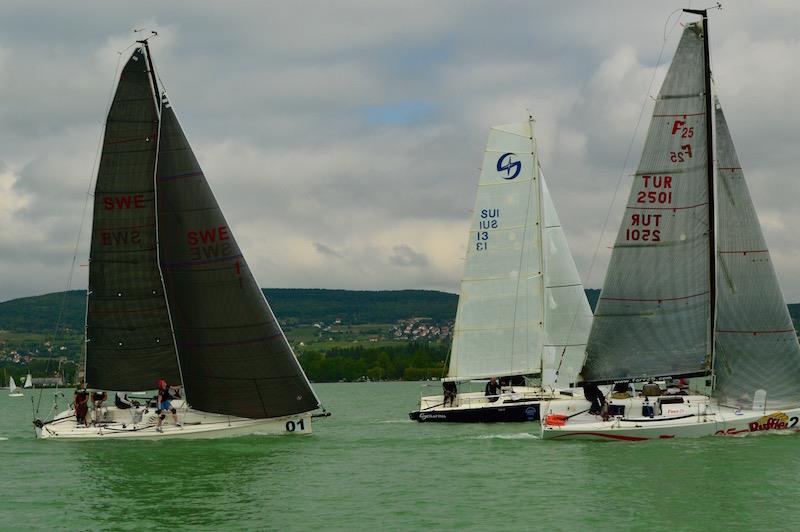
[0, 288, 458, 332]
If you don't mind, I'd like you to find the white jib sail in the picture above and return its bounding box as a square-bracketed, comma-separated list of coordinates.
[540, 176, 593, 388]
[9, 377, 17, 394]
[24, 374, 32, 388]
[448, 121, 544, 381]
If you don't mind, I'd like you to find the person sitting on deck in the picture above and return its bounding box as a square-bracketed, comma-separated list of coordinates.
[485, 376, 501, 403]
[92, 390, 108, 425]
[155, 379, 181, 433]
[73, 381, 89, 427]
[442, 381, 457, 407]
[641, 379, 663, 397]
[610, 382, 632, 399]
[583, 382, 606, 416]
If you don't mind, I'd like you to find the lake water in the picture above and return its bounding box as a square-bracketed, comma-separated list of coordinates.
[2, 382, 800, 530]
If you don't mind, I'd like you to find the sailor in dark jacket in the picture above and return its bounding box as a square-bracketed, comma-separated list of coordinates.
[485, 376, 501, 403]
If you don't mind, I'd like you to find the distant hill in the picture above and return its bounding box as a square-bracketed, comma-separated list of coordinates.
[1, 287, 796, 333]
[0, 288, 459, 332]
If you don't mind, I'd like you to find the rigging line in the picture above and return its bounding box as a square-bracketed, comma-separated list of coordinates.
[35, 49, 128, 416]
[552, 8, 683, 386]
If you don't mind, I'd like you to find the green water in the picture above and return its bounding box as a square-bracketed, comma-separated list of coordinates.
[2, 382, 800, 530]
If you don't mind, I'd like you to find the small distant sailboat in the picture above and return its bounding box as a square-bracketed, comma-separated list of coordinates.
[543, 9, 800, 440]
[23, 373, 33, 389]
[35, 38, 328, 439]
[9, 377, 23, 397]
[410, 119, 593, 422]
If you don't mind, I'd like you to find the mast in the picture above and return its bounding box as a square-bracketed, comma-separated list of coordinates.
[139, 39, 187, 393]
[684, 8, 716, 372]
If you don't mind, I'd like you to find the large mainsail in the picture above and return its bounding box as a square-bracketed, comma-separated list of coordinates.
[713, 99, 800, 409]
[540, 177, 593, 388]
[583, 23, 712, 383]
[448, 122, 542, 380]
[155, 103, 319, 419]
[85, 48, 181, 390]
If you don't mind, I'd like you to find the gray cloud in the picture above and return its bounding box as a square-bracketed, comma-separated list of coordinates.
[1, 1, 799, 303]
[389, 245, 429, 268]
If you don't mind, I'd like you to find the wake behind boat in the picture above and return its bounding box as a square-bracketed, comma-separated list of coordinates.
[410, 119, 593, 423]
[543, 9, 800, 441]
[35, 38, 328, 439]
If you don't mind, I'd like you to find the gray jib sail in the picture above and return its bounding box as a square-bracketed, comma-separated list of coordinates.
[85, 48, 181, 390]
[155, 104, 319, 418]
[582, 23, 711, 383]
[713, 99, 800, 409]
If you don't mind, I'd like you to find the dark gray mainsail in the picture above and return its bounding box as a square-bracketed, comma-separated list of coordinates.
[155, 103, 319, 418]
[713, 99, 800, 409]
[582, 23, 712, 383]
[85, 48, 181, 390]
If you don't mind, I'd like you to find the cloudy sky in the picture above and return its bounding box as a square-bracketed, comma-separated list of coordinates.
[1, 0, 798, 303]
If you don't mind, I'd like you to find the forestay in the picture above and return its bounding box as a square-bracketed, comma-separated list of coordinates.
[85, 48, 181, 391]
[448, 121, 543, 381]
[583, 23, 712, 383]
[713, 99, 800, 409]
[155, 104, 320, 419]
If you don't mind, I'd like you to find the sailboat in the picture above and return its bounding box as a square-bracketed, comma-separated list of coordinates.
[9, 377, 24, 397]
[34, 39, 328, 439]
[543, 9, 800, 440]
[23, 373, 32, 389]
[409, 119, 593, 422]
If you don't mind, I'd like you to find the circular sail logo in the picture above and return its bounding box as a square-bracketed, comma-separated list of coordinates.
[496, 152, 521, 180]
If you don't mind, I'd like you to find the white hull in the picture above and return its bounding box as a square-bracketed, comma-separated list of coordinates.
[541, 394, 800, 441]
[9, 393, 24, 397]
[36, 400, 315, 440]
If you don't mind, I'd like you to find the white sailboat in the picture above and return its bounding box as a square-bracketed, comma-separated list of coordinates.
[23, 373, 32, 389]
[35, 38, 329, 439]
[410, 119, 593, 422]
[543, 9, 800, 440]
[9, 377, 24, 397]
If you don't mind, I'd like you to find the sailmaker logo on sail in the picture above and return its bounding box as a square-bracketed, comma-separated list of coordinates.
[496, 152, 521, 180]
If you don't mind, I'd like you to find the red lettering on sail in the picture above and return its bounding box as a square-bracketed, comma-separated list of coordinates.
[102, 195, 146, 211]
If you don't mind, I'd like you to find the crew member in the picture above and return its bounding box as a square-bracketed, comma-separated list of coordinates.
[73, 380, 89, 427]
[442, 380, 457, 407]
[485, 376, 501, 403]
[155, 379, 181, 433]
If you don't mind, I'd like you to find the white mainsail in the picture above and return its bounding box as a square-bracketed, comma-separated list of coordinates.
[713, 98, 800, 409]
[9, 377, 18, 394]
[448, 120, 591, 383]
[23, 373, 32, 388]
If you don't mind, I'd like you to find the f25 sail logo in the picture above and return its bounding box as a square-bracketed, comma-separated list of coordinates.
[496, 152, 521, 180]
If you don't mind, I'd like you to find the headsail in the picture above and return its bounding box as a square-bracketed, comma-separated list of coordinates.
[713, 99, 800, 409]
[448, 121, 544, 381]
[155, 104, 319, 419]
[583, 23, 712, 383]
[85, 47, 181, 391]
[23, 373, 32, 388]
[540, 177, 592, 388]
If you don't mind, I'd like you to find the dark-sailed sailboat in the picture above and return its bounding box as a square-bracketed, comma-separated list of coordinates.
[35, 40, 327, 439]
[543, 9, 800, 440]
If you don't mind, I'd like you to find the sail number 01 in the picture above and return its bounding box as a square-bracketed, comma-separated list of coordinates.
[285, 419, 306, 432]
